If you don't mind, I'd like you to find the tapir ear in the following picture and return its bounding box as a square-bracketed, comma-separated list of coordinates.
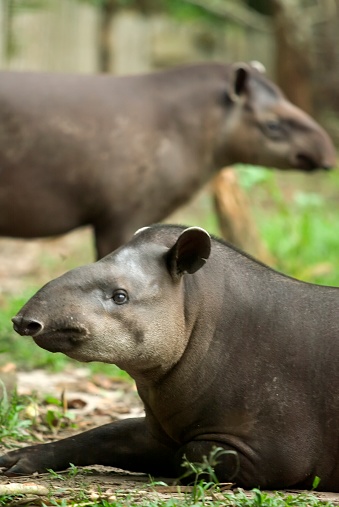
[166, 227, 211, 279]
[229, 63, 250, 101]
[250, 60, 266, 74]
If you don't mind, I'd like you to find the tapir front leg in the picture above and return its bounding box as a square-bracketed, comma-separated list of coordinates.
[0, 418, 177, 477]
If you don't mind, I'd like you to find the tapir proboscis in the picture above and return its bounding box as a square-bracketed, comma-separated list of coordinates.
[0, 62, 336, 258]
[1, 224, 339, 491]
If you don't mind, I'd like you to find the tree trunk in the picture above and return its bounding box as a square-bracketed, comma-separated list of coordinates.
[98, 0, 117, 73]
[271, 0, 313, 114]
[212, 169, 274, 264]
[0, 0, 13, 66]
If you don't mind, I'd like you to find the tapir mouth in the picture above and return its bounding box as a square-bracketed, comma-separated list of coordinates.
[33, 328, 88, 354]
[296, 153, 327, 172]
[12, 314, 88, 354]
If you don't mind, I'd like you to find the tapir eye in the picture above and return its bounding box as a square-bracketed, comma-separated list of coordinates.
[112, 289, 129, 305]
[264, 120, 284, 139]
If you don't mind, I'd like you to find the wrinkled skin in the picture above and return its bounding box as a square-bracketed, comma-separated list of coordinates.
[0, 63, 336, 258]
[1, 224, 339, 491]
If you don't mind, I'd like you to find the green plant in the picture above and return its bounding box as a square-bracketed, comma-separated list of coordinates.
[48, 462, 91, 482]
[67, 462, 85, 478]
[180, 446, 238, 503]
[47, 468, 66, 481]
[237, 165, 339, 286]
[222, 488, 335, 507]
[0, 495, 24, 506]
[0, 380, 32, 443]
[312, 475, 321, 490]
[42, 395, 77, 434]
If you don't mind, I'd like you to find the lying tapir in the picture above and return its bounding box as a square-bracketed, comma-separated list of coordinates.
[1, 224, 339, 491]
[0, 63, 336, 258]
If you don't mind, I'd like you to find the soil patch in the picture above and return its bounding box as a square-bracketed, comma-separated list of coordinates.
[0, 368, 339, 505]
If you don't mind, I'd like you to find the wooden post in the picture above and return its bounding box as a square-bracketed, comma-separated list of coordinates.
[98, 0, 117, 73]
[212, 168, 274, 264]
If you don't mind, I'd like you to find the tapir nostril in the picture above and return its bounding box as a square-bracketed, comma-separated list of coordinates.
[12, 316, 44, 337]
[26, 321, 43, 336]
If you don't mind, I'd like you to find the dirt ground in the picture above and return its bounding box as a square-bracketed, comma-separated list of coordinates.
[1, 367, 339, 506]
[0, 365, 177, 505]
[1, 232, 339, 505]
[0, 367, 150, 504]
[0, 228, 95, 297]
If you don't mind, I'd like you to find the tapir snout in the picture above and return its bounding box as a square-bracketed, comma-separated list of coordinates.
[12, 313, 88, 356]
[12, 316, 44, 337]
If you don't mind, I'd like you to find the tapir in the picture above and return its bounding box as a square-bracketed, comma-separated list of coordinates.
[0, 63, 336, 258]
[2, 224, 339, 491]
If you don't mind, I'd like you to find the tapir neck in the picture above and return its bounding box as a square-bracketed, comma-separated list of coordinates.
[140, 64, 236, 173]
[144, 247, 298, 396]
[136, 247, 337, 444]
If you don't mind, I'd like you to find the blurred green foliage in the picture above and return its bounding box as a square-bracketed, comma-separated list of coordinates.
[237, 165, 339, 286]
[81, 0, 225, 26]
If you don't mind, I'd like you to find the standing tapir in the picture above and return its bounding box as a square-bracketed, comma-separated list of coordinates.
[0, 63, 336, 258]
[2, 224, 339, 491]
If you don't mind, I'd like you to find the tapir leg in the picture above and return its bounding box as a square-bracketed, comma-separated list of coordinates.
[93, 221, 131, 259]
[0, 418, 177, 477]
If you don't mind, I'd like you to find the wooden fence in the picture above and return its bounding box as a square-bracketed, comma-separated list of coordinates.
[0, 0, 273, 75]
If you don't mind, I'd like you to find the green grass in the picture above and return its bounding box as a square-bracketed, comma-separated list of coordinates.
[0, 489, 335, 507]
[0, 381, 32, 443]
[72, 490, 335, 507]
